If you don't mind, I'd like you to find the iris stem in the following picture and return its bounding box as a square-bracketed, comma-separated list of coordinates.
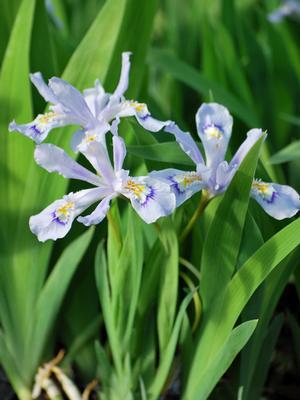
[180, 191, 210, 242]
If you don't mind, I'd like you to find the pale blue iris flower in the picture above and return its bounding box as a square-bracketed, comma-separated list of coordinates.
[30, 123, 175, 241]
[268, 0, 300, 23]
[153, 103, 300, 220]
[9, 52, 170, 147]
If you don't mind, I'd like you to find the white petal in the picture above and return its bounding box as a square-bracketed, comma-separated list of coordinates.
[164, 122, 204, 166]
[80, 141, 115, 183]
[251, 180, 300, 220]
[121, 176, 176, 223]
[83, 79, 109, 117]
[113, 135, 126, 172]
[30, 72, 57, 104]
[29, 188, 104, 242]
[49, 77, 96, 127]
[34, 144, 102, 186]
[229, 129, 264, 169]
[110, 52, 132, 102]
[9, 111, 70, 144]
[196, 103, 233, 168]
[150, 168, 206, 207]
[77, 194, 115, 226]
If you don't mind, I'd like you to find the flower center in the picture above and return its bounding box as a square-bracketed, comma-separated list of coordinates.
[252, 181, 277, 203]
[170, 172, 202, 194]
[53, 201, 75, 224]
[124, 179, 154, 205]
[204, 124, 223, 140]
[129, 101, 146, 113]
[37, 111, 57, 125]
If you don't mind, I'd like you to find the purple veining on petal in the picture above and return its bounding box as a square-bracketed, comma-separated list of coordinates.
[168, 176, 185, 195]
[31, 125, 41, 135]
[139, 113, 150, 121]
[141, 186, 155, 207]
[263, 190, 278, 204]
[51, 211, 67, 225]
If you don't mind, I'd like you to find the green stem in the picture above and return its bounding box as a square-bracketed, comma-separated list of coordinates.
[180, 191, 210, 242]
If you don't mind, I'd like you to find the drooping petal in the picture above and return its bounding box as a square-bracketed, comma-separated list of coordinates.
[164, 122, 204, 166]
[79, 141, 115, 184]
[9, 111, 71, 144]
[195, 103, 233, 168]
[49, 77, 96, 127]
[29, 188, 105, 241]
[30, 72, 57, 104]
[77, 194, 115, 226]
[34, 144, 102, 186]
[150, 168, 207, 207]
[83, 79, 109, 117]
[251, 180, 300, 220]
[121, 176, 176, 223]
[110, 52, 132, 102]
[116, 100, 171, 132]
[229, 128, 264, 169]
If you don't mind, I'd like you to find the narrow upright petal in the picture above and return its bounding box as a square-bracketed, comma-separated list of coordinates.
[49, 77, 96, 127]
[113, 136, 126, 173]
[30, 72, 57, 104]
[80, 141, 115, 183]
[110, 52, 132, 102]
[34, 144, 102, 186]
[229, 128, 264, 169]
[29, 188, 105, 241]
[121, 176, 176, 223]
[251, 180, 300, 220]
[165, 122, 204, 166]
[196, 103, 233, 168]
[83, 79, 109, 117]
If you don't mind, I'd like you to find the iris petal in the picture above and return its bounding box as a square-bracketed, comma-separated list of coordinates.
[77, 194, 115, 226]
[121, 176, 176, 223]
[150, 168, 206, 207]
[165, 122, 204, 166]
[29, 188, 105, 242]
[196, 103, 233, 168]
[251, 180, 300, 220]
[34, 144, 102, 186]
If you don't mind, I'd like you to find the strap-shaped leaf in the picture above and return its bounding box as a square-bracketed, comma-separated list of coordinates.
[28, 228, 94, 375]
[184, 217, 300, 399]
[200, 134, 265, 309]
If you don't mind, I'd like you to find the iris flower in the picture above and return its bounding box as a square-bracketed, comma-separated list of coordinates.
[9, 52, 169, 147]
[152, 103, 300, 220]
[268, 0, 300, 23]
[30, 122, 175, 242]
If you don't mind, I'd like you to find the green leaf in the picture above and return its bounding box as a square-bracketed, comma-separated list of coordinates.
[150, 48, 259, 127]
[269, 140, 300, 164]
[28, 228, 94, 375]
[157, 223, 179, 354]
[187, 320, 258, 400]
[95, 241, 123, 375]
[243, 314, 283, 400]
[200, 134, 265, 308]
[126, 142, 196, 166]
[148, 293, 192, 400]
[184, 217, 300, 399]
